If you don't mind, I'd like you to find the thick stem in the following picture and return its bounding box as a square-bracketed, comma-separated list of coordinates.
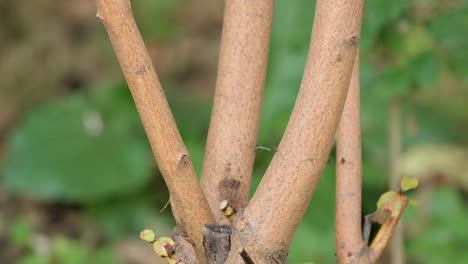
[335, 53, 364, 263]
[388, 98, 404, 264]
[201, 0, 274, 223]
[95, 0, 214, 261]
[225, 1, 364, 263]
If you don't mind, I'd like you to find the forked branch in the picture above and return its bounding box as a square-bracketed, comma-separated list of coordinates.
[335, 53, 364, 263]
[95, 0, 214, 261]
[225, 1, 364, 262]
[201, 0, 274, 223]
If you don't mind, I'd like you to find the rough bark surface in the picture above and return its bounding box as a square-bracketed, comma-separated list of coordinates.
[203, 224, 232, 264]
[201, 0, 274, 223]
[224, 0, 364, 263]
[335, 54, 364, 263]
[95, 1, 214, 262]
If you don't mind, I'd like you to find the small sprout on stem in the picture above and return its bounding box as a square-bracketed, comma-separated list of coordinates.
[153, 240, 169, 257]
[400, 176, 419, 192]
[140, 229, 180, 264]
[219, 200, 237, 217]
[140, 229, 156, 242]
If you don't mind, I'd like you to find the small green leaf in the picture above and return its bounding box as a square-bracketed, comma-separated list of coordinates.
[140, 229, 156, 242]
[153, 240, 169, 257]
[158, 237, 175, 247]
[376, 191, 399, 209]
[376, 191, 403, 216]
[159, 237, 175, 256]
[401, 176, 419, 191]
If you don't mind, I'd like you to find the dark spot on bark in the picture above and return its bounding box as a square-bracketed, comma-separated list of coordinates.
[203, 224, 231, 264]
[218, 176, 241, 208]
[341, 157, 346, 164]
[372, 209, 392, 224]
[348, 252, 353, 257]
[336, 53, 343, 62]
[135, 66, 146, 75]
[219, 177, 241, 191]
[344, 36, 360, 46]
[176, 154, 190, 166]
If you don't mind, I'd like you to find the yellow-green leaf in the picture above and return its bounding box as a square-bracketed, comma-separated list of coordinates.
[400, 176, 419, 192]
[153, 240, 168, 257]
[376, 191, 403, 217]
[140, 229, 156, 242]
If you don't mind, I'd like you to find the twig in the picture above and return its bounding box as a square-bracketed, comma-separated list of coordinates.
[201, 0, 274, 223]
[388, 98, 404, 264]
[160, 197, 171, 213]
[255, 146, 272, 152]
[238, 248, 255, 264]
[363, 214, 373, 246]
[95, 1, 214, 262]
[225, 1, 364, 262]
[369, 196, 409, 263]
[335, 53, 364, 263]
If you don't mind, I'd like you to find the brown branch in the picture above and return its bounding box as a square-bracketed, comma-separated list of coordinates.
[172, 227, 199, 264]
[201, 0, 274, 223]
[95, 0, 214, 261]
[225, 1, 364, 263]
[335, 53, 364, 263]
[387, 98, 404, 264]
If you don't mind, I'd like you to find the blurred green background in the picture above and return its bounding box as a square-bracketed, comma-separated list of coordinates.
[1, 0, 467, 263]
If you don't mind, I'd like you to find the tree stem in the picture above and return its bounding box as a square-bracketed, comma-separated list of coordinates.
[95, 1, 214, 261]
[201, 0, 274, 224]
[225, 1, 364, 262]
[335, 52, 363, 263]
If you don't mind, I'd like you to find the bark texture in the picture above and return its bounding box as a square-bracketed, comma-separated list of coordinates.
[335, 54, 364, 263]
[201, 0, 274, 223]
[225, 1, 364, 263]
[203, 224, 232, 264]
[95, 1, 214, 262]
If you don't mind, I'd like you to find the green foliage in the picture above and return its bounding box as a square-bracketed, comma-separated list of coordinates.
[293, 166, 337, 263]
[429, 7, 468, 80]
[49, 236, 122, 264]
[133, 0, 179, 42]
[16, 255, 49, 264]
[400, 176, 419, 192]
[8, 217, 34, 248]
[52, 236, 88, 264]
[3, 85, 153, 202]
[407, 187, 468, 263]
